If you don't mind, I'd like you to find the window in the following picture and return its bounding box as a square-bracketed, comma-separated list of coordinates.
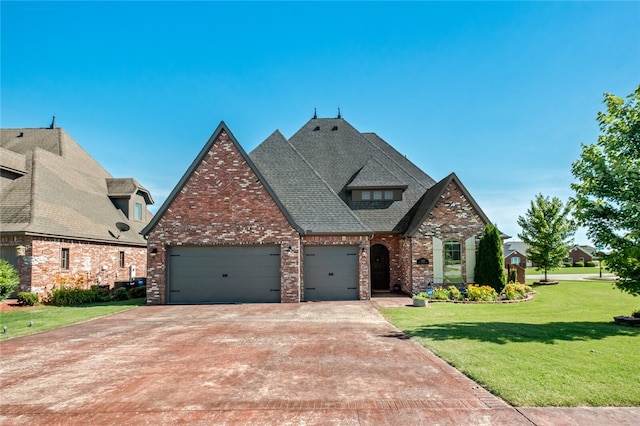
[119, 251, 125, 268]
[361, 191, 371, 200]
[61, 248, 70, 270]
[443, 241, 462, 283]
[511, 256, 520, 265]
[384, 190, 394, 200]
[373, 191, 382, 200]
[134, 203, 143, 221]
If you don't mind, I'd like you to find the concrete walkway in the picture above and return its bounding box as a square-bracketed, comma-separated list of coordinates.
[1, 300, 638, 425]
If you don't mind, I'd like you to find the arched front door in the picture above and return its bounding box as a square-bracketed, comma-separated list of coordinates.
[370, 244, 390, 291]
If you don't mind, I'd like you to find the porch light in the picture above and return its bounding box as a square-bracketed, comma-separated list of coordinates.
[16, 245, 26, 257]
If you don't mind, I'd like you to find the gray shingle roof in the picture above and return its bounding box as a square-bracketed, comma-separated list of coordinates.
[250, 130, 369, 234]
[251, 117, 476, 234]
[1, 127, 152, 245]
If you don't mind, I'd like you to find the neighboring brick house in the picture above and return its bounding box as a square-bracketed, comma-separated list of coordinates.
[503, 241, 530, 268]
[142, 116, 492, 304]
[565, 245, 595, 265]
[0, 121, 154, 296]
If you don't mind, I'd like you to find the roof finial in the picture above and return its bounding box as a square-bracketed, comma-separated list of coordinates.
[337, 107, 341, 119]
[313, 107, 317, 119]
[49, 115, 56, 129]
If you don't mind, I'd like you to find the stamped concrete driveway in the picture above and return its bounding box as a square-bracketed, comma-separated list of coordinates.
[2, 302, 532, 425]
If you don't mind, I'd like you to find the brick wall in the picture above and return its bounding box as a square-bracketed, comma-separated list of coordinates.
[145, 129, 300, 304]
[0, 235, 146, 296]
[410, 181, 487, 293]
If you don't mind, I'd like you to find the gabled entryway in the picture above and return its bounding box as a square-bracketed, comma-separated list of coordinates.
[371, 244, 390, 291]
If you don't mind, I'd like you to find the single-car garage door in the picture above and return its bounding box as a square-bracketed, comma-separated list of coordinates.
[304, 246, 359, 301]
[168, 246, 281, 304]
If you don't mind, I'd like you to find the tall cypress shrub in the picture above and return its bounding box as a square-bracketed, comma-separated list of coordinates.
[474, 224, 506, 293]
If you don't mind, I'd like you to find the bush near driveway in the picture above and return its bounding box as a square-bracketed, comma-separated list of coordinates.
[380, 280, 640, 407]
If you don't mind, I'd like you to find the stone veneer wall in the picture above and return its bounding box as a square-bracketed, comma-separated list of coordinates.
[410, 181, 487, 293]
[145, 130, 300, 304]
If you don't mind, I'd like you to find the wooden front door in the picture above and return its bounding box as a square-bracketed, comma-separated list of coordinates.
[370, 244, 390, 291]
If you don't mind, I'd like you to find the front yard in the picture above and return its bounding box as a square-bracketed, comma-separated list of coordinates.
[380, 280, 640, 407]
[0, 298, 144, 341]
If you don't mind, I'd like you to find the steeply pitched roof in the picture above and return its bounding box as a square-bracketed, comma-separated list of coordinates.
[251, 117, 446, 233]
[403, 173, 491, 236]
[142, 122, 303, 236]
[1, 127, 152, 245]
[250, 130, 369, 234]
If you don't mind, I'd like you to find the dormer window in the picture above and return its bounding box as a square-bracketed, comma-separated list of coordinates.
[352, 188, 403, 201]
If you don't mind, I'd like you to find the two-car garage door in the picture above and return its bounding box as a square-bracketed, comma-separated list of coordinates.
[168, 246, 281, 304]
[167, 245, 360, 303]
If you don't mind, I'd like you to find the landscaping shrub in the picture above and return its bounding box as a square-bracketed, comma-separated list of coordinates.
[586, 260, 596, 267]
[412, 292, 428, 300]
[563, 262, 573, 268]
[47, 285, 111, 306]
[17, 292, 39, 306]
[573, 261, 585, 267]
[503, 284, 532, 300]
[447, 285, 463, 301]
[0, 259, 19, 301]
[432, 287, 450, 300]
[466, 284, 498, 302]
[129, 285, 146, 299]
[111, 287, 130, 301]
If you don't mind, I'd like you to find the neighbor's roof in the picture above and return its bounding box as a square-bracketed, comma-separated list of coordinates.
[503, 241, 530, 258]
[1, 127, 152, 245]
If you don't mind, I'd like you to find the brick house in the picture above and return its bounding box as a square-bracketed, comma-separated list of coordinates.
[0, 122, 154, 296]
[565, 245, 594, 265]
[142, 116, 492, 304]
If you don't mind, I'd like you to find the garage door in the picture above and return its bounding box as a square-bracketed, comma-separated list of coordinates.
[304, 246, 359, 301]
[168, 246, 281, 304]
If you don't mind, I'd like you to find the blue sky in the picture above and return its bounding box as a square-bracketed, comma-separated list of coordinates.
[2, 1, 639, 244]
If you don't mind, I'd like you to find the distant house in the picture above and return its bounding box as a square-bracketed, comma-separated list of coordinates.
[565, 245, 594, 265]
[0, 121, 154, 296]
[142, 116, 493, 304]
[503, 241, 530, 268]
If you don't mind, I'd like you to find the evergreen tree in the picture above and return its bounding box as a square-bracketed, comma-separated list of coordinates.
[474, 224, 506, 293]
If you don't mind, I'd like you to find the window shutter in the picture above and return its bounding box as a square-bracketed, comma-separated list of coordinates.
[433, 237, 443, 283]
[465, 236, 476, 283]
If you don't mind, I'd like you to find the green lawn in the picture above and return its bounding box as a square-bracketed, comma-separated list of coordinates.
[380, 280, 640, 407]
[525, 266, 605, 275]
[0, 298, 144, 341]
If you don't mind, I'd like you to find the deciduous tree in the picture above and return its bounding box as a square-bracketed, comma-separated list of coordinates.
[517, 194, 576, 282]
[571, 86, 640, 296]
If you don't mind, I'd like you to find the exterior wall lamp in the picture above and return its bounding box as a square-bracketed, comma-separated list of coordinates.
[16, 245, 26, 257]
[150, 248, 158, 256]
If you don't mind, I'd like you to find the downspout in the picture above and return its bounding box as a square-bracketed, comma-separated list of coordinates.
[408, 236, 413, 294]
